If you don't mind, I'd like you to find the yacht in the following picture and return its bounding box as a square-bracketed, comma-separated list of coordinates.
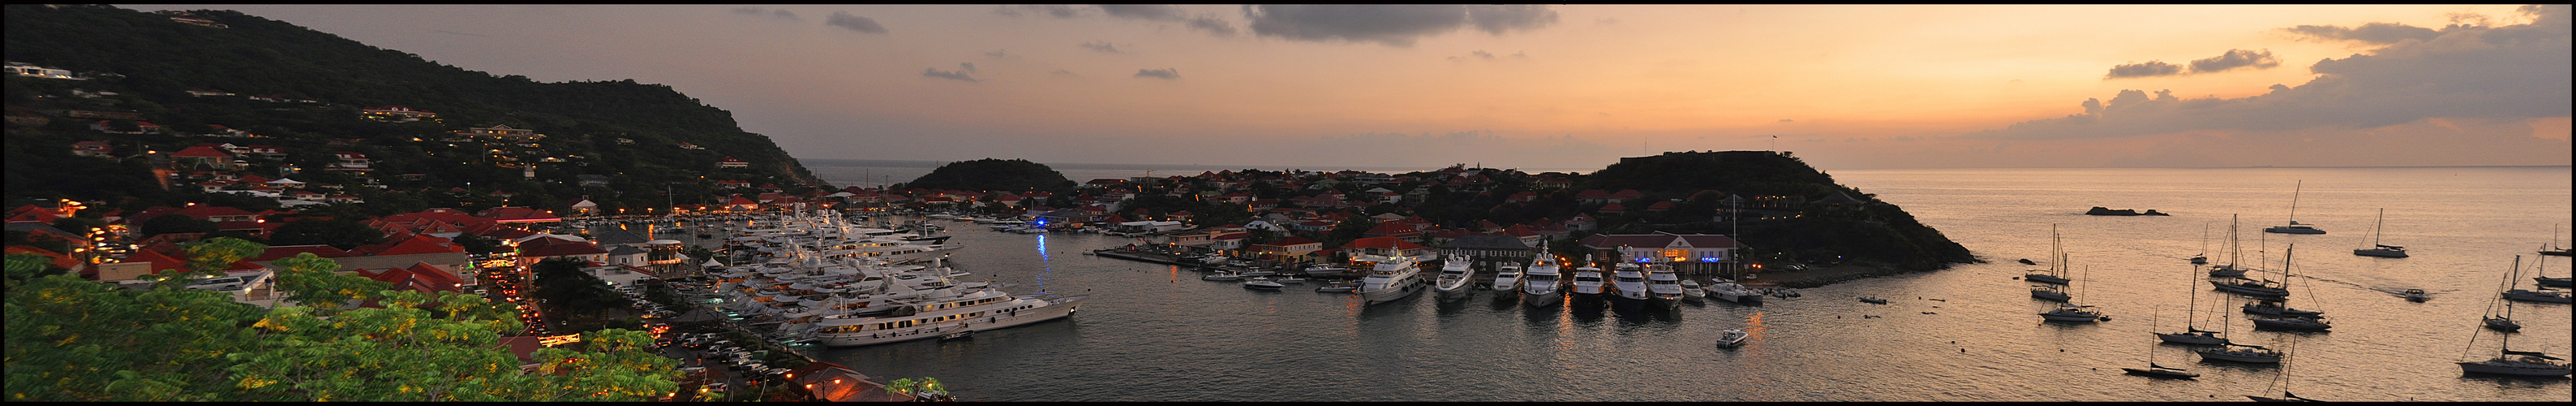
[1520, 255, 1565, 308]
[1679, 279, 1707, 302]
[1645, 263, 1686, 308]
[2262, 180, 2327, 235]
[1356, 255, 1428, 305]
[2250, 315, 2331, 331]
[1302, 263, 1350, 278]
[2242, 299, 2322, 317]
[2458, 351, 2574, 377]
[1242, 277, 1285, 291]
[2025, 225, 2072, 284]
[1569, 257, 1607, 303]
[2196, 343, 2285, 363]
[1610, 262, 1651, 308]
[1490, 263, 1524, 295]
[1432, 255, 1477, 300]
[2352, 209, 2406, 257]
[1316, 281, 1359, 293]
[1705, 279, 1764, 305]
[2039, 303, 2103, 322]
[2031, 284, 2070, 302]
[2212, 277, 2290, 298]
[801, 276, 1085, 347]
[1714, 329, 1750, 348]
[2158, 262, 2228, 345]
[2501, 288, 2571, 304]
[1201, 270, 1243, 281]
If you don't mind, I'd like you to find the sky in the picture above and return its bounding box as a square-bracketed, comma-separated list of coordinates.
[120, 5, 2572, 171]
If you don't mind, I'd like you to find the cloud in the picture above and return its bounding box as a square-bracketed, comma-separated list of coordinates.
[2105, 49, 2281, 79]
[985, 50, 1013, 58]
[922, 63, 977, 82]
[826, 11, 887, 34]
[732, 6, 798, 20]
[1975, 5, 2571, 140]
[1134, 68, 1180, 80]
[994, 5, 1086, 19]
[2187, 49, 2280, 74]
[1099, 5, 1185, 20]
[1186, 15, 1239, 37]
[1241, 5, 1559, 46]
[2284, 22, 2441, 44]
[2103, 61, 2184, 79]
[1446, 50, 1530, 62]
[1778, 119, 1795, 123]
[1078, 40, 1123, 54]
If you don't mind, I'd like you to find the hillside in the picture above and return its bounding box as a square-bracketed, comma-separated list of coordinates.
[891, 158, 1075, 193]
[1578, 151, 1975, 270]
[3, 5, 822, 214]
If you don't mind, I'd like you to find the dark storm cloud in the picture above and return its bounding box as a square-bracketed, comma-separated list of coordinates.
[826, 11, 887, 34]
[1186, 15, 1239, 37]
[2283, 22, 2442, 44]
[1974, 5, 2571, 140]
[1134, 68, 1180, 80]
[2103, 61, 2184, 79]
[923, 63, 977, 82]
[1079, 40, 1123, 54]
[1241, 5, 1559, 46]
[994, 5, 1087, 19]
[2187, 49, 2281, 74]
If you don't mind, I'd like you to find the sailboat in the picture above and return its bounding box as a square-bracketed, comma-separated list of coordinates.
[2262, 180, 2326, 235]
[2457, 306, 2575, 377]
[2351, 208, 2406, 257]
[2194, 304, 2282, 363]
[2209, 215, 2251, 278]
[2024, 224, 2071, 284]
[2213, 242, 2291, 299]
[2481, 256, 2523, 332]
[2191, 222, 2210, 265]
[2536, 228, 2571, 287]
[2243, 244, 2324, 319]
[2038, 265, 2103, 322]
[2030, 252, 2071, 301]
[2249, 247, 2331, 332]
[2126, 312, 2200, 379]
[2247, 343, 2322, 402]
[2157, 263, 2226, 344]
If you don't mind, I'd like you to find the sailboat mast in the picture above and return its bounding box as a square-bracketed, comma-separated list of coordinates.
[2286, 180, 2303, 223]
[2183, 263, 2201, 330]
[2228, 214, 2242, 268]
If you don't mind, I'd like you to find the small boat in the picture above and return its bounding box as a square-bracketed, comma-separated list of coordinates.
[1302, 264, 1350, 278]
[2018, 258, 2037, 266]
[939, 330, 974, 341]
[1201, 271, 1243, 281]
[1316, 281, 1359, 293]
[1243, 277, 1285, 291]
[2403, 288, 2428, 302]
[1858, 296, 1887, 304]
[1714, 329, 1750, 348]
[1276, 277, 1307, 284]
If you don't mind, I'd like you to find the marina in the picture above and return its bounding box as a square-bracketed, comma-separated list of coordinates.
[796, 165, 2568, 402]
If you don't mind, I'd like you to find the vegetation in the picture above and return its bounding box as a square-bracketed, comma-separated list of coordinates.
[529, 257, 636, 333]
[4, 5, 824, 217]
[4, 239, 677, 401]
[262, 218, 387, 249]
[1576, 151, 1974, 270]
[891, 158, 1075, 193]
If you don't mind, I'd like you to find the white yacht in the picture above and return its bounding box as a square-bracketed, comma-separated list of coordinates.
[1243, 277, 1285, 291]
[1569, 257, 1607, 302]
[1356, 255, 1428, 305]
[804, 289, 1084, 347]
[1714, 329, 1750, 348]
[1490, 263, 1524, 295]
[2039, 303, 2103, 322]
[1705, 279, 1763, 305]
[1679, 279, 1707, 302]
[1644, 263, 1685, 308]
[1520, 255, 1564, 308]
[1432, 255, 1477, 300]
[1609, 262, 1651, 307]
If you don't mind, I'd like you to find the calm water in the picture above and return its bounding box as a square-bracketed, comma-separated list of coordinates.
[806, 165, 2572, 401]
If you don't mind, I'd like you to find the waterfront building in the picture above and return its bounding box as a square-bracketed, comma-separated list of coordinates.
[1440, 234, 1535, 270]
[1580, 232, 1747, 274]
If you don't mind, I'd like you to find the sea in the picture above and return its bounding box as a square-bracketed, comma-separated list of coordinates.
[793, 161, 2574, 402]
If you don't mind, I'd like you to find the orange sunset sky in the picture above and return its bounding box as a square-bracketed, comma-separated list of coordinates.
[122, 5, 2572, 170]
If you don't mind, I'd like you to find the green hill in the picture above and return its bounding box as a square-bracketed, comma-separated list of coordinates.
[4, 5, 822, 214]
[1580, 151, 1975, 270]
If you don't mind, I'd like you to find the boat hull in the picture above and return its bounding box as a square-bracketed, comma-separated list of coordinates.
[2352, 248, 2406, 257]
[2502, 290, 2572, 304]
[2263, 227, 2325, 235]
[2195, 348, 2282, 363]
[2155, 331, 2227, 345]
[1359, 279, 1426, 304]
[2024, 274, 2069, 285]
[812, 296, 1084, 348]
[1522, 288, 1562, 307]
[2457, 361, 2574, 377]
[2210, 280, 2290, 298]
[2122, 368, 2199, 379]
[2538, 277, 2573, 288]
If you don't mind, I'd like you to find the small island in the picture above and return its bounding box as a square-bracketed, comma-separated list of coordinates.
[2085, 206, 2169, 216]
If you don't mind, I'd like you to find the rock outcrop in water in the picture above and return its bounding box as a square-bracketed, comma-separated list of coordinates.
[2085, 207, 2169, 216]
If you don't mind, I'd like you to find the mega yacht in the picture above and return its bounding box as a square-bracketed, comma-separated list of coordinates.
[803, 287, 1085, 347]
[1520, 255, 1564, 308]
[1432, 255, 1477, 300]
[1490, 263, 1524, 295]
[1609, 261, 1651, 308]
[1356, 255, 1428, 305]
[1569, 258, 1607, 303]
[1644, 263, 1686, 308]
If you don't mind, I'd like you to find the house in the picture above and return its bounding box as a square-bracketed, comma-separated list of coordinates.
[1252, 236, 1323, 262]
[1439, 234, 1535, 270]
[716, 157, 749, 168]
[676, 142, 705, 150]
[1597, 202, 1627, 216]
[453, 125, 543, 141]
[1343, 236, 1431, 261]
[359, 106, 436, 122]
[354, 262, 468, 294]
[70, 140, 113, 157]
[1578, 231, 1748, 274]
[514, 236, 608, 266]
[329, 151, 371, 172]
[568, 199, 599, 216]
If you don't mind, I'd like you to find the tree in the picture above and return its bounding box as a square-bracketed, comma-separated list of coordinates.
[138, 214, 217, 237]
[264, 218, 388, 250]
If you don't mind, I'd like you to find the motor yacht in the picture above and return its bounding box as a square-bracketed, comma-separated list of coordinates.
[1520, 256, 1564, 308]
[1432, 255, 1477, 300]
[1643, 263, 1685, 308]
[1679, 279, 1707, 302]
[1569, 259, 1607, 303]
[1356, 255, 1428, 305]
[1609, 262, 1651, 308]
[1243, 277, 1285, 291]
[1715, 329, 1750, 348]
[1705, 279, 1763, 305]
[1490, 263, 1524, 294]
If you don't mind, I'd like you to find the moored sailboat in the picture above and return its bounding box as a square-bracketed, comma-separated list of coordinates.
[2262, 180, 2326, 235]
[2157, 263, 2226, 345]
